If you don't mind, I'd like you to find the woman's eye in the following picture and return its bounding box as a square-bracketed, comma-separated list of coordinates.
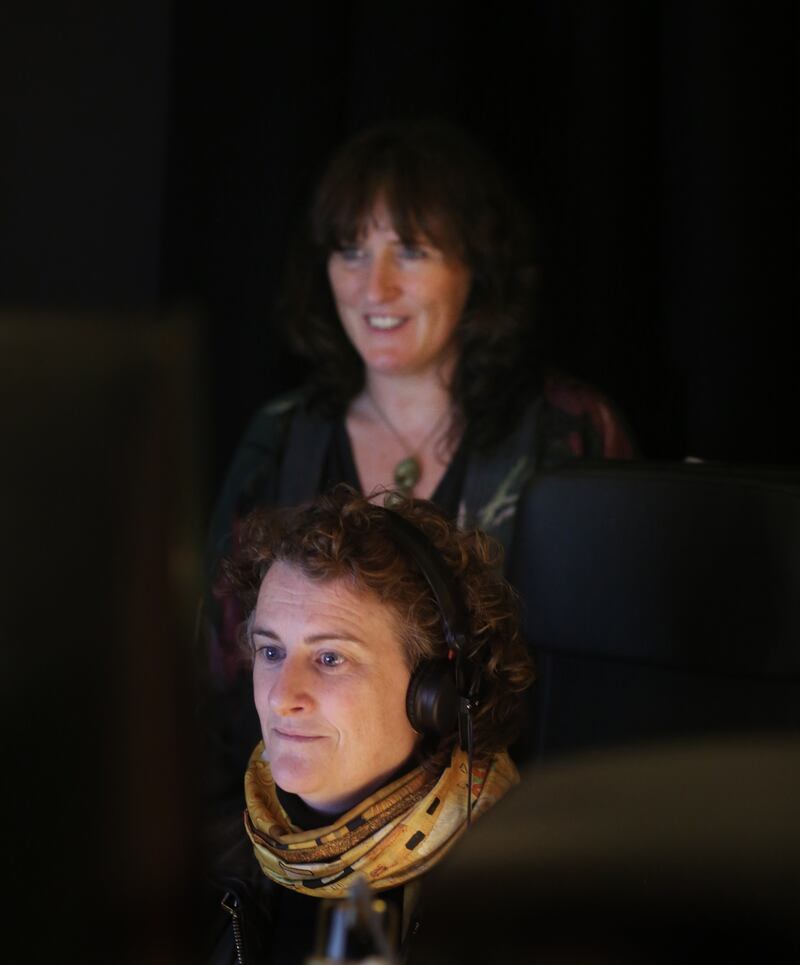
[398, 243, 428, 260]
[338, 245, 364, 263]
[257, 645, 284, 664]
[318, 651, 344, 668]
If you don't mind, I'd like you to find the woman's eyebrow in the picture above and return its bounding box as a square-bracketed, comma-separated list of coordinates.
[251, 627, 369, 648]
[305, 631, 369, 649]
[251, 627, 279, 641]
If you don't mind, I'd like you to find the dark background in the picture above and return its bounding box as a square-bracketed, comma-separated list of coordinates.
[1, 2, 796, 959]
[3, 3, 797, 488]
[164, 1, 798, 483]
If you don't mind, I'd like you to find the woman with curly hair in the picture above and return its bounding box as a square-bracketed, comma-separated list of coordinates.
[210, 486, 534, 964]
[204, 118, 635, 812]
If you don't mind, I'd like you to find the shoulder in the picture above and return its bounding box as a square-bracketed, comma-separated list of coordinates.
[209, 880, 275, 965]
[539, 371, 637, 460]
[205, 386, 321, 567]
[225, 385, 326, 505]
[205, 813, 274, 965]
[237, 385, 314, 452]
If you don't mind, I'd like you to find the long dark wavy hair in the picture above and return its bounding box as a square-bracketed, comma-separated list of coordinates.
[218, 485, 534, 773]
[280, 118, 542, 450]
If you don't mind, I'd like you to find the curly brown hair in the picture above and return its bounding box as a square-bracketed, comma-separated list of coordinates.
[280, 117, 542, 450]
[218, 485, 534, 773]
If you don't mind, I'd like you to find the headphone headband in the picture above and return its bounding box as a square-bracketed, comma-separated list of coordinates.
[383, 507, 479, 754]
[383, 509, 469, 656]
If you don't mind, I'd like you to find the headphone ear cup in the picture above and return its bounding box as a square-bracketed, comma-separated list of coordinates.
[406, 659, 458, 737]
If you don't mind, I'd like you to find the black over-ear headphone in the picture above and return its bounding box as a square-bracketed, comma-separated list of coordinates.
[383, 509, 479, 753]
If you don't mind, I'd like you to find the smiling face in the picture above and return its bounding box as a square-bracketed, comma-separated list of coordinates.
[326, 202, 472, 382]
[251, 561, 420, 814]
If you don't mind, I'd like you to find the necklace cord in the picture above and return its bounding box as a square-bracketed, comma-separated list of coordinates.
[365, 393, 453, 496]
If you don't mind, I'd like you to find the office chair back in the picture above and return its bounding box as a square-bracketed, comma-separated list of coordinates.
[509, 462, 800, 759]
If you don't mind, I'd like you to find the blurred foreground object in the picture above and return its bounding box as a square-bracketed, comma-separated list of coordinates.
[308, 876, 399, 965]
[414, 735, 800, 964]
[1, 312, 207, 961]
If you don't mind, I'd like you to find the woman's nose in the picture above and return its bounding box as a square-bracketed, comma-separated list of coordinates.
[268, 658, 314, 717]
[364, 251, 400, 304]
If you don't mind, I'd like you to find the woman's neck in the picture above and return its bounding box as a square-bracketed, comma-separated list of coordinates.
[358, 368, 455, 434]
[345, 365, 463, 501]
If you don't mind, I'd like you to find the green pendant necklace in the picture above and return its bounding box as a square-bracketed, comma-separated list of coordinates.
[367, 394, 452, 498]
[394, 454, 421, 493]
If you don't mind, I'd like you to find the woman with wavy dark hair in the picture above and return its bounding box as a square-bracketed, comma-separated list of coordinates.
[282, 117, 539, 453]
[204, 118, 635, 813]
[210, 486, 534, 964]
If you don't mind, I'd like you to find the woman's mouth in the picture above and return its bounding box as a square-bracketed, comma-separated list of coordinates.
[272, 728, 325, 743]
[365, 314, 407, 331]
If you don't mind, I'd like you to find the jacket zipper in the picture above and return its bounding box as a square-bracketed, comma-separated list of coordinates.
[221, 891, 246, 965]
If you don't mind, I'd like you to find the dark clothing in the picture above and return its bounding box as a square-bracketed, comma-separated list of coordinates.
[207, 801, 335, 965]
[323, 417, 469, 517]
[208, 790, 410, 965]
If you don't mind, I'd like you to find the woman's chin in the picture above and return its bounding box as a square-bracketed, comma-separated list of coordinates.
[362, 353, 412, 377]
[270, 754, 320, 796]
[360, 345, 459, 384]
[363, 358, 446, 384]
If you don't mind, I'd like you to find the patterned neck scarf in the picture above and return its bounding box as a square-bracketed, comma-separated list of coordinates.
[244, 741, 518, 899]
